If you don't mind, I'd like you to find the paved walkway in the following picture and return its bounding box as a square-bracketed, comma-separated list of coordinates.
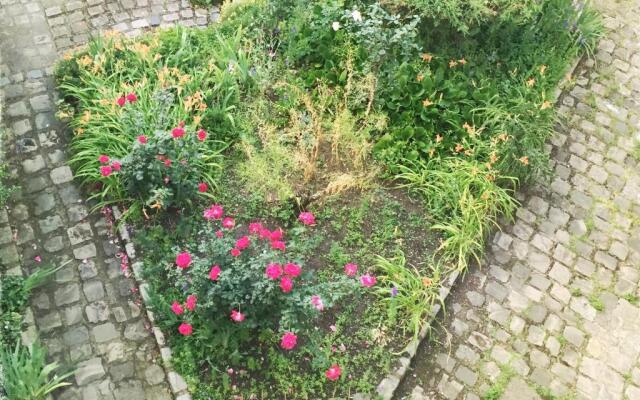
[400, 2, 640, 400]
[0, 1, 217, 399]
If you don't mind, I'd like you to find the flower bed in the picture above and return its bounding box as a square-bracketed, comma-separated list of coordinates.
[55, 0, 601, 398]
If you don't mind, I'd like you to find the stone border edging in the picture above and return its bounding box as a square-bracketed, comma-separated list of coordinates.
[371, 53, 586, 400]
[112, 206, 191, 400]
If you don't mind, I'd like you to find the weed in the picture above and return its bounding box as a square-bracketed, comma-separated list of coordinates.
[588, 293, 604, 311]
[483, 365, 516, 400]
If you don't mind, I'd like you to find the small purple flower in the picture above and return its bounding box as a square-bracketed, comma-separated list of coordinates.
[391, 287, 398, 297]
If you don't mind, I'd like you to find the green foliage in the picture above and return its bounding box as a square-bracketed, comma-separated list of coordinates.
[146, 213, 359, 366]
[55, 27, 252, 212]
[0, 264, 64, 347]
[0, 342, 73, 400]
[374, 251, 442, 338]
[0, 163, 15, 206]
[397, 157, 517, 270]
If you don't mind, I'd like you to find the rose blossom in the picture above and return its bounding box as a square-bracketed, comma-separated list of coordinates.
[209, 265, 221, 281]
[171, 301, 184, 315]
[284, 263, 301, 278]
[265, 263, 282, 280]
[197, 129, 207, 141]
[197, 183, 208, 193]
[248, 222, 263, 234]
[126, 92, 137, 103]
[280, 332, 298, 350]
[137, 135, 148, 144]
[271, 240, 285, 251]
[236, 236, 250, 250]
[230, 310, 245, 322]
[311, 295, 324, 311]
[100, 166, 112, 177]
[298, 212, 316, 225]
[116, 96, 126, 107]
[111, 161, 121, 171]
[280, 276, 293, 293]
[325, 364, 341, 381]
[203, 205, 223, 220]
[259, 228, 271, 240]
[270, 229, 283, 241]
[222, 217, 235, 229]
[98, 155, 110, 164]
[215, 230, 223, 238]
[344, 263, 358, 277]
[175, 252, 192, 269]
[185, 294, 197, 311]
[230, 248, 241, 257]
[172, 127, 185, 138]
[178, 323, 193, 336]
[360, 274, 377, 288]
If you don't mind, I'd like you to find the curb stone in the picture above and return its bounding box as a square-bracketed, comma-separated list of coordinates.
[112, 206, 191, 400]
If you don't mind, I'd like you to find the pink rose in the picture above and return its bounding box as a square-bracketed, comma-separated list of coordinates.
[270, 229, 284, 241]
[222, 217, 235, 229]
[185, 295, 197, 311]
[198, 182, 208, 193]
[280, 276, 293, 293]
[235, 236, 250, 250]
[137, 135, 148, 144]
[175, 252, 192, 269]
[265, 263, 283, 280]
[203, 205, 223, 220]
[197, 129, 207, 141]
[171, 301, 184, 315]
[172, 127, 185, 138]
[311, 295, 324, 311]
[284, 263, 301, 277]
[360, 274, 376, 288]
[298, 212, 316, 225]
[209, 265, 221, 281]
[230, 248, 241, 257]
[271, 241, 285, 251]
[178, 323, 193, 336]
[116, 96, 126, 107]
[344, 263, 358, 277]
[230, 310, 245, 322]
[248, 222, 263, 234]
[100, 166, 112, 177]
[325, 364, 341, 381]
[98, 155, 110, 164]
[126, 92, 137, 103]
[280, 332, 298, 350]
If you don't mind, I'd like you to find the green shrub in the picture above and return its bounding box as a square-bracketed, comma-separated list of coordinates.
[146, 207, 359, 363]
[0, 342, 73, 400]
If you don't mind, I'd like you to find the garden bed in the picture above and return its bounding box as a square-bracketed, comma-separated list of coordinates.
[54, 0, 601, 398]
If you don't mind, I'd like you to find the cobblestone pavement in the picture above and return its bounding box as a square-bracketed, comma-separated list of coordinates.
[0, 1, 217, 399]
[398, 2, 640, 400]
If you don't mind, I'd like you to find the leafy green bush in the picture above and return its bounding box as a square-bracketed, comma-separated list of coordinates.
[0, 162, 15, 206]
[0, 342, 73, 400]
[146, 206, 359, 360]
[55, 27, 252, 213]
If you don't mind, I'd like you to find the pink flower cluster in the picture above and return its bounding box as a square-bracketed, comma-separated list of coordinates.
[116, 92, 137, 107]
[98, 154, 121, 177]
[172, 294, 198, 336]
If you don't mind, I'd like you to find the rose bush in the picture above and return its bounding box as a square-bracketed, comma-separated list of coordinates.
[153, 207, 373, 356]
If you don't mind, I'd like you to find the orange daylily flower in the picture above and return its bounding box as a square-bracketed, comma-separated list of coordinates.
[449, 59, 458, 68]
[421, 53, 433, 62]
[417, 73, 424, 82]
[541, 100, 552, 110]
[519, 156, 529, 165]
[422, 98, 433, 107]
[526, 78, 536, 87]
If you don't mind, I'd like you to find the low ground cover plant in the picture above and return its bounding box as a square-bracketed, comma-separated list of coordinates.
[55, 0, 601, 397]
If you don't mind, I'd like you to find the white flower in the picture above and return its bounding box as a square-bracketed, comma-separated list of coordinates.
[352, 10, 362, 22]
[332, 21, 341, 31]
